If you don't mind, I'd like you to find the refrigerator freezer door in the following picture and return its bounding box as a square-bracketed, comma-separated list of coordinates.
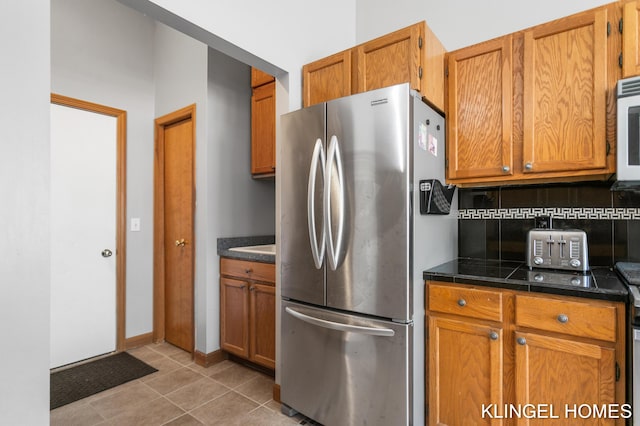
[281, 103, 326, 306]
[281, 300, 411, 426]
[325, 84, 411, 320]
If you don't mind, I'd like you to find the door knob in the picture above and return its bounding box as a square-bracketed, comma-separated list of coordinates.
[175, 239, 186, 247]
[101, 249, 113, 258]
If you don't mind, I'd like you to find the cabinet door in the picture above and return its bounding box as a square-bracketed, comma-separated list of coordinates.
[623, 0, 640, 78]
[251, 67, 274, 88]
[523, 9, 607, 174]
[251, 81, 276, 175]
[514, 331, 615, 426]
[220, 277, 249, 358]
[355, 22, 422, 94]
[249, 283, 276, 369]
[447, 36, 513, 180]
[302, 50, 353, 107]
[421, 24, 446, 112]
[429, 317, 503, 426]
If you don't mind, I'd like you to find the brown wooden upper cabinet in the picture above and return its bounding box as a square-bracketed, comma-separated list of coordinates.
[446, 4, 619, 186]
[251, 67, 275, 88]
[523, 9, 608, 175]
[302, 49, 353, 108]
[623, 0, 640, 78]
[356, 23, 423, 94]
[302, 21, 446, 112]
[447, 35, 513, 180]
[251, 68, 276, 177]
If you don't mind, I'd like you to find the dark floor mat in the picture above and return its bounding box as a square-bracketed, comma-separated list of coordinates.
[50, 351, 157, 410]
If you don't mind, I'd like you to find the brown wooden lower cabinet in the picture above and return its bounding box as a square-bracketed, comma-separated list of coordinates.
[427, 281, 626, 426]
[220, 257, 275, 370]
[429, 316, 503, 425]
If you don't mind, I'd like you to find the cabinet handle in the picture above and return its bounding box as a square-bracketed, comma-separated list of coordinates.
[517, 337, 526, 346]
[524, 162, 533, 170]
[489, 331, 499, 341]
[457, 298, 466, 307]
[557, 314, 569, 323]
[502, 165, 510, 173]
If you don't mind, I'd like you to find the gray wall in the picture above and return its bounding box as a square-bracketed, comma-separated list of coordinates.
[0, 0, 51, 422]
[118, 0, 357, 109]
[51, 0, 275, 355]
[51, 0, 157, 338]
[153, 22, 209, 353]
[205, 49, 276, 352]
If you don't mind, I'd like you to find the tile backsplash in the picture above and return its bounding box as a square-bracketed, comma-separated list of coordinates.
[458, 182, 640, 266]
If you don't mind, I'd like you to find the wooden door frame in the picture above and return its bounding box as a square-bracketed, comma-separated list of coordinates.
[50, 93, 127, 353]
[153, 104, 196, 345]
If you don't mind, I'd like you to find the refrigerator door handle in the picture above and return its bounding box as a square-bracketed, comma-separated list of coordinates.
[307, 138, 326, 269]
[325, 135, 345, 271]
[285, 306, 395, 337]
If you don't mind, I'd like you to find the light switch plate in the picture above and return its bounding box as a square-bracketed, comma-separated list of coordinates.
[131, 217, 141, 232]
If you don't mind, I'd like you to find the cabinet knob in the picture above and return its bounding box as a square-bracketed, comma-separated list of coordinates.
[457, 298, 466, 307]
[245, 268, 253, 274]
[517, 337, 526, 346]
[240, 284, 246, 289]
[489, 331, 499, 341]
[524, 162, 533, 170]
[250, 286, 255, 292]
[557, 314, 569, 323]
[502, 165, 510, 173]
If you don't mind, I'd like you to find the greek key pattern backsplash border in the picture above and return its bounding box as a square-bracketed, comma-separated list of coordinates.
[458, 208, 640, 220]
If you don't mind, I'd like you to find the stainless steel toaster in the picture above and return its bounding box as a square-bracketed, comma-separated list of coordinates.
[526, 229, 589, 272]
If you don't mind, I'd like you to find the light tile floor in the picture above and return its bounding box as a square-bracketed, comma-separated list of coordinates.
[50, 342, 310, 426]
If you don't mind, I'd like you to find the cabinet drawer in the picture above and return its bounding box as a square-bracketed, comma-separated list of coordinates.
[428, 284, 503, 322]
[221, 258, 275, 283]
[515, 295, 616, 342]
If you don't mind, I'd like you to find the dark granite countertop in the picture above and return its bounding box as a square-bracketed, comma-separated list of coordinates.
[217, 235, 275, 264]
[424, 258, 629, 302]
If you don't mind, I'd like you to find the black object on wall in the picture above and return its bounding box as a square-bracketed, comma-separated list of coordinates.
[419, 179, 456, 215]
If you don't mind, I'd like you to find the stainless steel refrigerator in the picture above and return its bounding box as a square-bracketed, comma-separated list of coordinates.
[280, 83, 457, 425]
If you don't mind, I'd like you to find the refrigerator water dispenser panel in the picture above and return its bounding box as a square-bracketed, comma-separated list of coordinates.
[419, 179, 455, 215]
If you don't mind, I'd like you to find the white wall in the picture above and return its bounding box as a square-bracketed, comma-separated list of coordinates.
[51, 0, 157, 338]
[117, 0, 357, 110]
[356, 0, 614, 51]
[0, 0, 51, 423]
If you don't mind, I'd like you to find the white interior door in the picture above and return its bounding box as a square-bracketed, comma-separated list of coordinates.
[50, 103, 117, 369]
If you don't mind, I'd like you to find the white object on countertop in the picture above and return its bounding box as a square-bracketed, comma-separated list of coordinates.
[228, 244, 275, 255]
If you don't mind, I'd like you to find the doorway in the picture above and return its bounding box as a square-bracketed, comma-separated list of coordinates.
[49, 94, 126, 368]
[153, 104, 196, 353]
